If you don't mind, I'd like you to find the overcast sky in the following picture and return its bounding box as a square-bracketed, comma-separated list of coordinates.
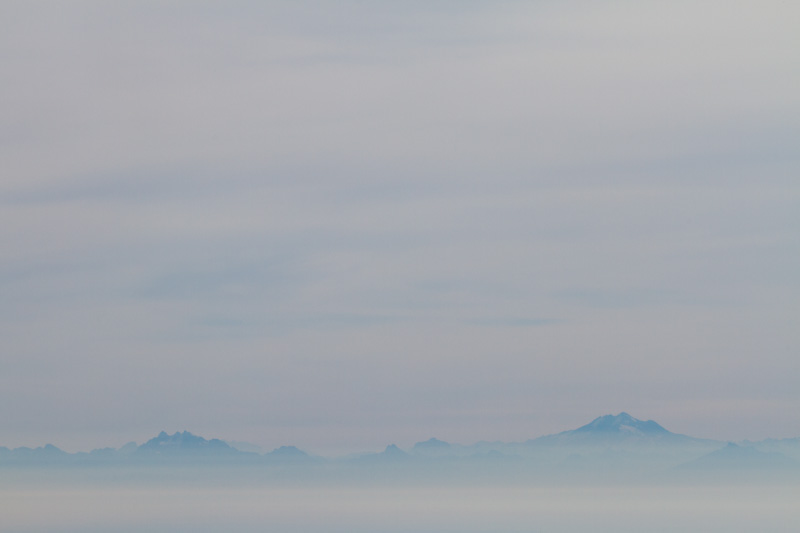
[2, 0, 798, 454]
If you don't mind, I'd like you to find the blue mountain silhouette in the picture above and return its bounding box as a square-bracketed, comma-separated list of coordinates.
[677, 442, 799, 470]
[136, 431, 237, 455]
[529, 412, 715, 447]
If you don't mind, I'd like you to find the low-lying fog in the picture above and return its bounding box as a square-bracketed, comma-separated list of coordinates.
[4, 468, 799, 533]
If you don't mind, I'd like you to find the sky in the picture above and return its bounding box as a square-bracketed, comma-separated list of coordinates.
[1, 0, 798, 455]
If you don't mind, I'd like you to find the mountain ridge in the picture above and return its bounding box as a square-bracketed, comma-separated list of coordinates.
[3, 415, 798, 472]
[677, 442, 800, 471]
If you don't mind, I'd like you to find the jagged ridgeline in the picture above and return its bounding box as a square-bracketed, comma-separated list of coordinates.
[0, 430, 316, 466]
[3, 414, 799, 477]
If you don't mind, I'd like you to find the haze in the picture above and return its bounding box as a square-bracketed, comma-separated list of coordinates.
[1, 0, 798, 455]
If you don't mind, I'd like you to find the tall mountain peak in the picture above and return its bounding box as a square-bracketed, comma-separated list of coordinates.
[575, 412, 669, 435]
[526, 412, 708, 448]
[137, 431, 235, 455]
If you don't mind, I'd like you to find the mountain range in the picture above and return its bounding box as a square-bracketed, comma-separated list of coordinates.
[3, 413, 798, 475]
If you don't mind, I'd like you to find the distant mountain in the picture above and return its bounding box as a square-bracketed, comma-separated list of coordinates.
[741, 437, 800, 461]
[528, 412, 719, 448]
[3, 418, 798, 478]
[414, 438, 450, 450]
[0, 431, 324, 467]
[263, 445, 317, 464]
[383, 444, 409, 459]
[267, 445, 308, 458]
[573, 412, 668, 435]
[0, 444, 68, 466]
[352, 444, 411, 464]
[136, 431, 238, 456]
[412, 438, 452, 456]
[411, 438, 489, 458]
[677, 442, 799, 471]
